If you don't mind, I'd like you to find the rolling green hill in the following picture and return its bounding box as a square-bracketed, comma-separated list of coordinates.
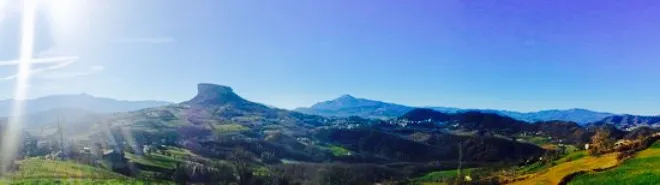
[568, 141, 660, 185]
[3, 158, 172, 184]
[10, 158, 127, 179]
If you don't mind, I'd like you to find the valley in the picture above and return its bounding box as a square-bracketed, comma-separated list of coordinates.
[0, 83, 658, 185]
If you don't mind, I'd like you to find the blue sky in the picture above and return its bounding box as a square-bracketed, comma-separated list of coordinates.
[1, 0, 660, 115]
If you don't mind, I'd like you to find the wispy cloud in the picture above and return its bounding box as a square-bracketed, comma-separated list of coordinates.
[36, 65, 105, 80]
[109, 37, 176, 44]
[0, 56, 79, 81]
[0, 56, 79, 66]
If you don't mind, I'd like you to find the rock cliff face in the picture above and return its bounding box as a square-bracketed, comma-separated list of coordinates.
[185, 83, 246, 106]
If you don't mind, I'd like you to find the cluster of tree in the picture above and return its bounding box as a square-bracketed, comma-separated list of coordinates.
[270, 163, 402, 185]
[533, 121, 591, 145]
[315, 128, 441, 162]
[399, 108, 452, 122]
[614, 128, 660, 160]
[172, 148, 295, 185]
[617, 136, 660, 160]
[169, 147, 436, 185]
[192, 135, 329, 164]
[451, 111, 532, 134]
[623, 127, 657, 140]
[593, 115, 660, 130]
[399, 109, 535, 135]
[316, 127, 544, 163]
[587, 127, 617, 155]
[588, 126, 659, 157]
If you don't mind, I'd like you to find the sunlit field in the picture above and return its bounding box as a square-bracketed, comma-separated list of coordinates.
[568, 142, 660, 185]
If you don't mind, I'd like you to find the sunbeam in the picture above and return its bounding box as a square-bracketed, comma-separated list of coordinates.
[1, 0, 36, 174]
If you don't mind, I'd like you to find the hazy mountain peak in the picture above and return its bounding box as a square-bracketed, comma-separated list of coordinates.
[426, 107, 615, 124]
[79, 93, 94, 97]
[539, 108, 589, 113]
[311, 95, 369, 110]
[0, 94, 170, 117]
[336, 94, 356, 100]
[295, 95, 413, 119]
[297, 95, 617, 124]
[186, 83, 246, 105]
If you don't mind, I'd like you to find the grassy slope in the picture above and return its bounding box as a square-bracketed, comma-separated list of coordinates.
[2, 179, 171, 185]
[517, 151, 588, 174]
[413, 168, 477, 185]
[11, 159, 127, 179]
[164, 146, 201, 160]
[555, 151, 588, 164]
[213, 124, 249, 134]
[126, 147, 219, 180]
[509, 153, 619, 185]
[4, 158, 172, 184]
[328, 145, 352, 156]
[125, 152, 181, 170]
[568, 142, 660, 185]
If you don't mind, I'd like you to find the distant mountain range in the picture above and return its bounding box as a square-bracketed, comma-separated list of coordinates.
[294, 95, 412, 119]
[0, 94, 171, 117]
[101, 83, 544, 163]
[399, 108, 531, 134]
[295, 95, 617, 124]
[396, 108, 626, 145]
[593, 115, 660, 130]
[452, 108, 615, 125]
[5, 88, 655, 133]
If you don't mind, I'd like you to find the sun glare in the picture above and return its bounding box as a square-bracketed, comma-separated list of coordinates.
[42, 0, 76, 25]
[41, 0, 87, 50]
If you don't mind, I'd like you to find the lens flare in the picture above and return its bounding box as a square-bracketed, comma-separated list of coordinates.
[1, 0, 36, 173]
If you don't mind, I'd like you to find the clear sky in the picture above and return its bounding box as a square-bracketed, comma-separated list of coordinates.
[1, 0, 659, 115]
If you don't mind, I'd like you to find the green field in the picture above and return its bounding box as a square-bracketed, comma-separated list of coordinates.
[10, 158, 127, 180]
[568, 142, 660, 185]
[125, 152, 181, 170]
[518, 151, 587, 174]
[328, 145, 352, 156]
[164, 147, 197, 159]
[0, 158, 172, 184]
[515, 134, 553, 146]
[213, 124, 249, 134]
[555, 150, 587, 163]
[413, 168, 476, 185]
[511, 153, 619, 185]
[1, 179, 172, 185]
